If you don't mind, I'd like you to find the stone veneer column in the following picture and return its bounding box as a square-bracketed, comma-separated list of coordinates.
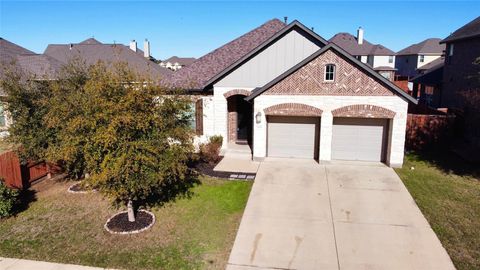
[319, 111, 333, 161]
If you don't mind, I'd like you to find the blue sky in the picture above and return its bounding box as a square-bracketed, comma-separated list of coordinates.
[1, 1, 478, 60]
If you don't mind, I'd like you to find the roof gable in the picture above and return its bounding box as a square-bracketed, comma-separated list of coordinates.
[396, 38, 445, 55]
[246, 44, 417, 104]
[441, 16, 480, 43]
[329, 33, 394, 56]
[0, 38, 35, 63]
[165, 19, 286, 90]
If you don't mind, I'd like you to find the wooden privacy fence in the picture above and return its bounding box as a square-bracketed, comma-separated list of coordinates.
[406, 113, 456, 151]
[0, 151, 52, 189]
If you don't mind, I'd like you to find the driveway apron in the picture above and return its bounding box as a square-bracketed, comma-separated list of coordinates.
[227, 159, 455, 270]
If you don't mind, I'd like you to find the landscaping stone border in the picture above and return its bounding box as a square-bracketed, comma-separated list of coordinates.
[104, 210, 156, 235]
[67, 182, 91, 194]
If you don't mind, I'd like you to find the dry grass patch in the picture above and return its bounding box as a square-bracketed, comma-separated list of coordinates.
[0, 177, 252, 269]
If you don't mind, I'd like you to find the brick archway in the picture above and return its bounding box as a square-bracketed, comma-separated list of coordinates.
[264, 103, 323, 117]
[223, 89, 251, 98]
[332, 104, 396, 118]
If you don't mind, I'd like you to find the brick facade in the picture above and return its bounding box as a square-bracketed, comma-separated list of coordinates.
[331, 104, 396, 118]
[265, 50, 394, 96]
[264, 103, 323, 116]
[224, 89, 251, 98]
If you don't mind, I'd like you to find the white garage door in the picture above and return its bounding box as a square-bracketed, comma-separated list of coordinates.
[332, 118, 388, 162]
[267, 116, 319, 159]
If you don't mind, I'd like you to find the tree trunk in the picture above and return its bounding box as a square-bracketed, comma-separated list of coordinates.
[127, 200, 135, 222]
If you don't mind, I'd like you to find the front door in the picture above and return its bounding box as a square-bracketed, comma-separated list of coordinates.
[236, 97, 252, 142]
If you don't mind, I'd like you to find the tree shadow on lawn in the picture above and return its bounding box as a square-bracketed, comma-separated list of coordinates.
[408, 148, 480, 179]
[138, 168, 202, 209]
[12, 189, 37, 216]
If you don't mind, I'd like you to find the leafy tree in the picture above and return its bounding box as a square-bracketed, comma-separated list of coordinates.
[80, 63, 196, 221]
[1, 65, 55, 162]
[43, 59, 90, 178]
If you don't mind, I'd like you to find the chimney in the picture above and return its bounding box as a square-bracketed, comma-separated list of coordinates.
[144, 39, 150, 58]
[129, 40, 137, 52]
[357, 27, 364, 45]
[284, 16, 288, 24]
[69, 44, 73, 50]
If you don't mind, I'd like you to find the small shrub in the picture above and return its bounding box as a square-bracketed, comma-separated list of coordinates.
[209, 135, 223, 146]
[199, 135, 223, 164]
[0, 180, 19, 218]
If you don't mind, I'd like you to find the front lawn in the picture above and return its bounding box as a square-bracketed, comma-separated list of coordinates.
[0, 176, 252, 269]
[395, 151, 480, 270]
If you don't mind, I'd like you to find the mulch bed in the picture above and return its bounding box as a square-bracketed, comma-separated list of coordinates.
[191, 156, 256, 180]
[104, 210, 155, 234]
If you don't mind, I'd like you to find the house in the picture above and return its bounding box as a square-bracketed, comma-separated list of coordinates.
[395, 38, 445, 78]
[44, 38, 171, 81]
[410, 57, 444, 107]
[440, 16, 480, 147]
[167, 19, 416, 167]
[1, 38, 64, 134]
[329, 28, 397, 81]
[160, 56, 196, 71]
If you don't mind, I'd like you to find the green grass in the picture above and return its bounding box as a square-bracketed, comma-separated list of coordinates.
[0, 177, 252, 269]
[395, 151, 480, 270]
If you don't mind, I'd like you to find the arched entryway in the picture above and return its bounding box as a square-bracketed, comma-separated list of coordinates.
[225, 91, 253, 146]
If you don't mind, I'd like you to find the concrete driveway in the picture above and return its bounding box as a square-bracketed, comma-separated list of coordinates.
[227, 159, 455, 270]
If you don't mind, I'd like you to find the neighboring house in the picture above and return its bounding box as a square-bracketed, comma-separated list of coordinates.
[1, 37, 63, 134]
[44, 38, 171, 81]
[440, 16, 480, 147]
[329, 28, 397, 81]
[160, 56, 196, 71]
[410, 57, 444, 107]
[395, 38, 445, 78]
[167, 19, 416, 167]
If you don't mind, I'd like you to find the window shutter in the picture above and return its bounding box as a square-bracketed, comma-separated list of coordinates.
[195, 98, 203, 135]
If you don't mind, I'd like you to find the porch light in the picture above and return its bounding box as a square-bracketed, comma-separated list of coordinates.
[255, 112, 262, 124]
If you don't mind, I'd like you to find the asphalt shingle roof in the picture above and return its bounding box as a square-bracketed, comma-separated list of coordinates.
[44, 39, 171, 81]
[165, 19, 286, 90]
[329, 32, 395, 56]
[16, 54, 64, 79]
[396, 38, 445, 56]
[163, 56, 196, 66]
[441, 16, 480, 43]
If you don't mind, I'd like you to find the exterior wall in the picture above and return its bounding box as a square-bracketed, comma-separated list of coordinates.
[253, 95, 408, 167]
[442, 38, 480, 108]
[395, 55, 419, 77]
[417, 55, 441, 69]
[373, 55, 395, 69]
[215, 29, 322, 88]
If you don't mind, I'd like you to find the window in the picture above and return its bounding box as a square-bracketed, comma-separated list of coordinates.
[388, 55, 394, 63]
[419, 55, 425, 63]
[186, 99, 203, 135]
[448, 44, 454, 56]
[325, 64, 336, 82]
[0, 104, 5, 127]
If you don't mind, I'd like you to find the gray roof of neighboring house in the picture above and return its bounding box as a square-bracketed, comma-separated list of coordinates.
[16, 54, 64, 79]
[410, 60, 444, 85]
[441, 16, 480, 43]
[329, 32, 395, 56]
[416, 57, 444, 71]
[165, 19, 286, 90]
[163, 56, 196, 66]
[44, 38, 171, 81]
[396, 38, 445, 56]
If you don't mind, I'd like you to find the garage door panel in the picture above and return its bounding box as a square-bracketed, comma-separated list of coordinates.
[267, 116, 319, 159]
[332, 118, 387, 162]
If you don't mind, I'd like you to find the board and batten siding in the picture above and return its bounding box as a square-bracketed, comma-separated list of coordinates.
[215, 29, 322, 88]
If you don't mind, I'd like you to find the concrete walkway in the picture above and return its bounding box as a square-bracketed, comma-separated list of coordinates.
[0, 257, 111, 270]
[227, 159, 456, 270]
